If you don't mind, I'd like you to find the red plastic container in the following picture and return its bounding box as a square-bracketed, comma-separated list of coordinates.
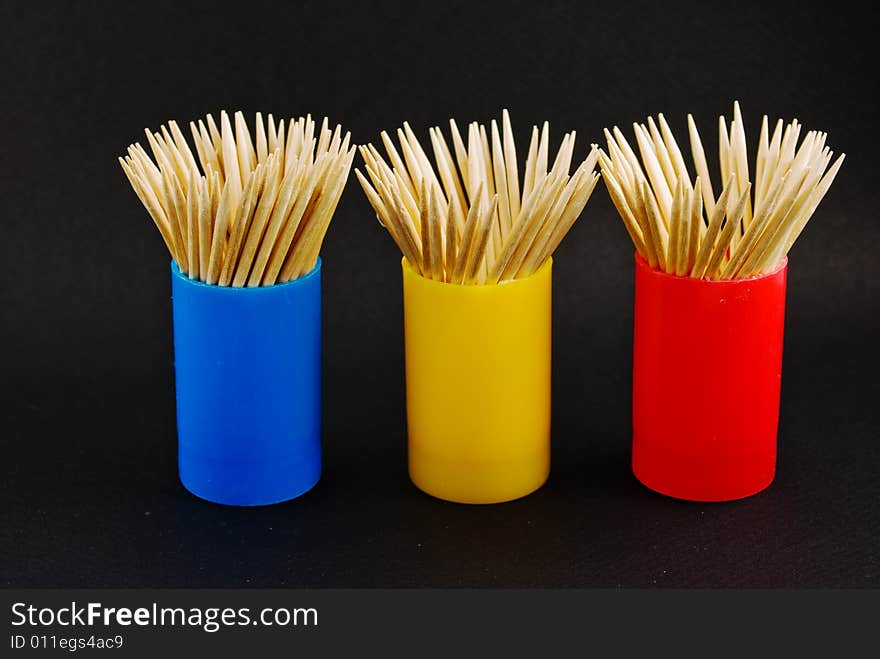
[632, 253, 787, 501]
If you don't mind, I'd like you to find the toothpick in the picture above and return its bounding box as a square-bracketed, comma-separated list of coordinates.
[597, 106, 843, 281]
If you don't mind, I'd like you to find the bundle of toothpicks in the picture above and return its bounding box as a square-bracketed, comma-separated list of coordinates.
[119, 111, 354, 286]
[357, 110, 600, 284]
[599, 102, 844, 279]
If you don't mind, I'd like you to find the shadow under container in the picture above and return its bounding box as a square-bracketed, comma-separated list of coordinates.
[402, 258, 552, 504]
[170, 259, 322, 506]
[632, 253, 787, 502]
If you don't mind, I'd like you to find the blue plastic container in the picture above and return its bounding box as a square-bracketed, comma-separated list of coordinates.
[170, 259, 322, 506]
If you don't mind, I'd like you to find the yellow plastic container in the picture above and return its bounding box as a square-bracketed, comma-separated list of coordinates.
[402, 257, 552, 504]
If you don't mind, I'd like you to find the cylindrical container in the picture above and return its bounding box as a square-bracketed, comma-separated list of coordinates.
[632, 253, 787, 501]
[170, 259, 322, 506]
[402, 258, 552, 504]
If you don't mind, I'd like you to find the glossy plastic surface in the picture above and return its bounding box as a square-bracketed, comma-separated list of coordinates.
[171, 259, 322, 506]
[632, 253, 787, 501]
[403, 258, 552, 504]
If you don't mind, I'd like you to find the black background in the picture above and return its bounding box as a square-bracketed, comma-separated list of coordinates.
[2, 1, 878, 587]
